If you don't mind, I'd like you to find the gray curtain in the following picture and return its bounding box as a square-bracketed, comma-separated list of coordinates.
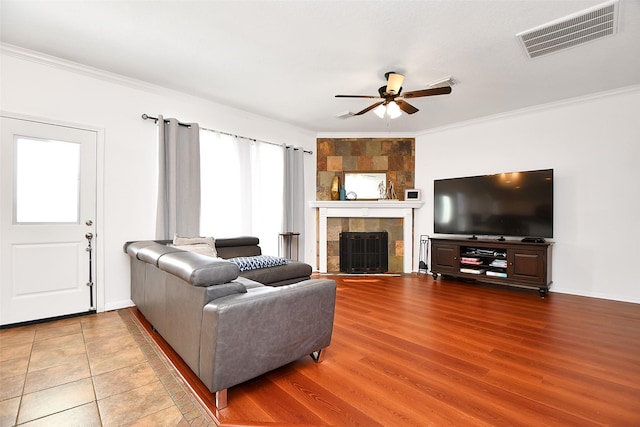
[282, 145, 305, 257]
[155, 115, 201, 239]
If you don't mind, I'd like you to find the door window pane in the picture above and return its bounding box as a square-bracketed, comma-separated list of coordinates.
[15, 137, 80, 223]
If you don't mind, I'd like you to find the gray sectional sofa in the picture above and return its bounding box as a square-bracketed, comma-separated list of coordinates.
[124, 237, 336, 409]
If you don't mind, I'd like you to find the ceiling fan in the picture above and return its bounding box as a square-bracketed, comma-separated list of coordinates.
[335, 72, 452, 119]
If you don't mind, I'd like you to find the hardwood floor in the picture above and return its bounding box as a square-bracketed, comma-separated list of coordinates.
[136, 274, 640, 426]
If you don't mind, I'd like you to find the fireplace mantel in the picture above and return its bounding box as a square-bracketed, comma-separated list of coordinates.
[309, 200, 424, 273]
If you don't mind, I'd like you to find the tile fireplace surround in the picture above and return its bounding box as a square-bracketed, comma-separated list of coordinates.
[309, 200, 424, 273]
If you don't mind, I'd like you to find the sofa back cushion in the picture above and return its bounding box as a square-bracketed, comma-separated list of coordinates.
[215, 236, 262, 259]
[135, 242, 183, 266]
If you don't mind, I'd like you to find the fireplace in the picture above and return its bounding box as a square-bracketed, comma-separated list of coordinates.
[309, 200, 424, 273]
[340, 232, 388, 274]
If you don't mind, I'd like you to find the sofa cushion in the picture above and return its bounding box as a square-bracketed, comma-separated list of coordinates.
[158, 251, 239, 286]
[228, 255, 288, 272]
[239, 261, 312, 286]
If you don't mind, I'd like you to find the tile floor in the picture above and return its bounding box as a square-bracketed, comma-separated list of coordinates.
[0, 309, 216, 426]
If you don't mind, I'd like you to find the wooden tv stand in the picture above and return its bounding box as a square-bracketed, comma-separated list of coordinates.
[430, 238, 553, 297]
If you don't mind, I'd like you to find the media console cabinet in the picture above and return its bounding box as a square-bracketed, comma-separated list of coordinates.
[430, 238, 553, 297]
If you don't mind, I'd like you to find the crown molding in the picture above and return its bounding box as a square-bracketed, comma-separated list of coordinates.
[0, 43, 179, 95]
[416, 84, 640, 137]
[316, 131, 418, 139]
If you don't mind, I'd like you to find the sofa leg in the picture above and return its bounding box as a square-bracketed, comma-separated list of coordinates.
[310, 348, 327, 363]
[215, 389, 228, 409]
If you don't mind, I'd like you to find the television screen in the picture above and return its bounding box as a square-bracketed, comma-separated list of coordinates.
[434, 169, 553, 238]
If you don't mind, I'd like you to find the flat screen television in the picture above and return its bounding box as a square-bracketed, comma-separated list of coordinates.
[434, 169, 553, 239]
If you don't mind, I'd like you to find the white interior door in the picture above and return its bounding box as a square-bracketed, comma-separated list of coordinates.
[0, 116, 97, 326]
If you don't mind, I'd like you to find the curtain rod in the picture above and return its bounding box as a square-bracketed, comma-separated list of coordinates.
[141, 114, 313, 155]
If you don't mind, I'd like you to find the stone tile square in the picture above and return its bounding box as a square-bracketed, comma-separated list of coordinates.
[82, 323, 129, 342]
[18, 378, 95, 424]
[34, 316, 80, 331]
[97, 380, 174, 426]
[356, 156, 373, 170]
[0, 356, 29, 379]
[18, 402, 100, 427]
[0, 326, 35, 349]
[28, 343, 87, 371]
[0, 341, 32, 362]
[0, 396, 20, 427]
[342, 156, 357, 171]
[0, 373, 25, 401]
[32, 332, 84, 352]
[24, 356, 90, 394]
[84, 332, 137, 355]
[127, 404, 184, 427]
[34, 321, 82, 341]
[372, 156, 388, 170]
[88, 345, 146, 376]
[93, 361, 157, 400]
[326, 156, 343, 171]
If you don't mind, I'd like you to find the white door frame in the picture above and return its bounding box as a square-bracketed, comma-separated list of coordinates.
[1, 111, 106, 315]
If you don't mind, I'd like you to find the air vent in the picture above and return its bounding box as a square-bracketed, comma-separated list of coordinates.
[516, 0, 619, 59]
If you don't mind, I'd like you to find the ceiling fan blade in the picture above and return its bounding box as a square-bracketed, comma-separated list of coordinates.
[396, 99, 419, 115]
[335, 94, 381, 99]
[401, 86, 452, 99]
[354, 101, 385, 116]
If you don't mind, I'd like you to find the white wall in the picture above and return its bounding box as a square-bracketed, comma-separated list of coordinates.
[0, 47, 317, 312]
[3, 46, 638, 307]
[414, 87, 640, 303]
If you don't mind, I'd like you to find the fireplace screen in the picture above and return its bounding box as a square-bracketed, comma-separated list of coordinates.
[340, 231, 389, 274]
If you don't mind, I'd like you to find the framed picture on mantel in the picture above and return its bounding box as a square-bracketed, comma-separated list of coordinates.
[343, 172, 387, 200]
[404, 189, 421, 201]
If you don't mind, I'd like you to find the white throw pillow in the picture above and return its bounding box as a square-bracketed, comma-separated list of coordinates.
[172, 235, 218, 257]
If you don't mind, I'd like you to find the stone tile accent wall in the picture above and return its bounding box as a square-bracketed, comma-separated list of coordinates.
[316, 138, 415, 201]
[316, 138, 415, 273]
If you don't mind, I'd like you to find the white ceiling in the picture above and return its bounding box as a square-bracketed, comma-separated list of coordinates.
[1, 0, 639, 134]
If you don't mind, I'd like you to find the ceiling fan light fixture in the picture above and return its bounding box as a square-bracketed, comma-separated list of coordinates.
[336, 71, 451, 119]
[373, 104, 386, 118]
[386, 72, 405, 95]
[387, 101, 402, 119]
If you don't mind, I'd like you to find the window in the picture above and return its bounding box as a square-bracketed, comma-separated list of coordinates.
[15, 136, 80, 223]
[200, 131, 283, 255]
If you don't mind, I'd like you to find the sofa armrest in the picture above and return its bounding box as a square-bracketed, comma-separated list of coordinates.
[158, 251, 239, 286]
[199, 279, 337, 393]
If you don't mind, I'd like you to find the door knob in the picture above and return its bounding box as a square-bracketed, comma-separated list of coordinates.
[86, 220, 93, 226]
